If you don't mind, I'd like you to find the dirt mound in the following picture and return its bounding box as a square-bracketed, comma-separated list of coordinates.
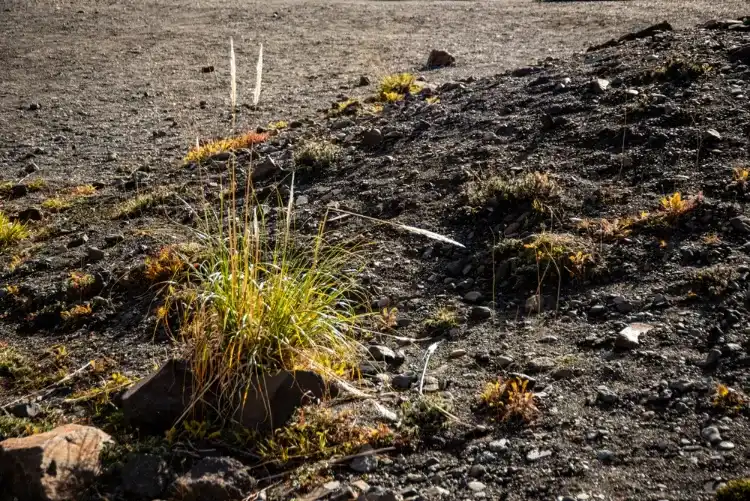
[2, 17, 750, 501]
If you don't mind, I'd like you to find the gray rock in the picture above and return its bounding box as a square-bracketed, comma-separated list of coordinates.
[704, 128, 722, 142]
[361, 129, 383, 147]
[464, 291, 482, 303]
[497, 356, 514, 368]
[730, 216, 750, 234]
[421, 376, 440, 393]
[358, 75, 371, 87]
[449, 349, 467, 359]
[526, 449, 552, 462]
[597, 386, 618, 405]
[527, 357, 555, 373]
[467, 481, 486, 492]
[612, 296, 633, 313]
[369, 345, 396, 363]
[589, 304, 607, 316]
[488, 439, 508, 453]
[171, 456, 256, 501]
[718, 441, 735, 451]
[5, 402, 41, 419]
[591, 78, 610, 93]
[350, 445, 378, 473]
[471, 306, 492, 320]
[104, 233, 125, 246]
[597, 449, 616, 462]
[107, 151, 118, 162]
[67, 234, 89, 248]
[551, 367, 575, 380]
[426, 49, 456, 68]
[252, 157, 279, 182]
[701, 426, 722, 445]
[122, 359, 193, 432]
[468, 464, 486, 478]
[121, 453, 172, 499]
[86, 247, 105, 262]
[424, 486, 450, 497]
[392, 373, 416, 390]
[705, 348, 722, 366]
[17, 207, 43, 222]
[616, 323, 653, 349]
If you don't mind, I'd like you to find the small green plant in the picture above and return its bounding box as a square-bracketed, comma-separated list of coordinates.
[113, 188, 173, 219]
[733, 167, 749, 185]
[651, 58, 712, 82]
[26, 178, 46, 192]
[378, 307, 398, 330]
[466, 171, 559, 207]
[144, 246, 188, 282]
[293, 140, 341, 170]
[478, 377, 538, 424]
[425, 307, 459, 331]
[259, 405, 393, 463]
[0, 212, 29, 249]
[0, 415, 49, 440]
[378, 73, 421, 102]
[267, 120, 289, 130]
[70, 185, 97, 196]
[184, 131, 269, 164]
[68, 271, 96, 290]
[328, 98, 362, 117]
[401, 394, 453, 437]
[41, 197, 72, 212]
[713, 384, 747, 414]
[68, 372, 134, 405]
[522, 233, 596, 279]
[686, 265, 738, 298]
[60, 303, 93, 321]
[0, 181, 12, 197]
[717, 479, 750, 501]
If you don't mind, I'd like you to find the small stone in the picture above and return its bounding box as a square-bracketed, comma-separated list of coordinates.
[589, 305, 607, 316]
[369, 345, 396, 363]
[718, 441, 735, 451]
[705, 348, 722, 366]
[590, 78, 610, 93]
[67, 234, 89, 248]
[488, 439, 508, 453]
[350, 445, 378, 473]
[612, 296, 633, 313]
[450, 349, 467, 359]
[464, 291, 482, 303]
[526, 449, 552, 462]
[171, 456, 256, 501]
[539, 335, 558, 344]
[391, 373, 416, 390]
[426, 49, 456, 68]
[597, 386, 618, 405]
[467, 481, 486, 492]
[421, 376, 440, 393]
[252, 157, 279, 182]
[468, 464, 485, 478]
[616, 323, 653, 349]
[361, 128, 383, 147]
[471, 306, 492, 320]
[121, 453, 172, 498]
[704, 129, 722, 141]
[28, 102, 40, 111]
[104, 233, 125, 246]
[496, 356, 514, 368]
[5, 402, 41, 419]
[730, 216, 750, 234]
[551, 367, 575, 380]
[107, 151, 118, 162]
[17, 207, 43, 222]
[86, 247, 105, 262]
[424, 486, 450, 497]
[701, 426, 722, 445]
[357, 75, 371, 87]
[597, 450, 616, 462]
[25, 162, 38, 173]
[527, 357, 555, 373]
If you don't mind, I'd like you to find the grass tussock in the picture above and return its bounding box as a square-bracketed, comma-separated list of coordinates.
[41, 197, 72, 212]
[112, 188, 174, 219]
[425, 307, 459, 331]
[294, 140, 341, 170]
[378, 73, 421, 102]
[60, 303, 93, 322]
[521, 233, 597, 279]
[144, 246, 190, 282]
[478, 377, 538, 424]
[259, 404, 393, 463]
[68, 271, 95, 291]
[466, 171, 559, 208]
[0, 415, 53, 439]
[0, 212, 29, 249]
[173, 182, 368, 424]
[27, 178, 47, 192]
[401, 394, 453, 437]
[717, 479, 750, 501]
[183, 131, 269, 164]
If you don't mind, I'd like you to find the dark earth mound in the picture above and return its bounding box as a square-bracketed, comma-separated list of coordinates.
[2, 6, 750, 501]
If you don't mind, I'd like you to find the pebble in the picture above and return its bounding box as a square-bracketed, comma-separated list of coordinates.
[590, 78, 610, 93]
[424, 486, 450, 497]
[468, 464, 486, 478]
[467, 481, 486, 492]
[705, 349, 722, 366]
[391, 373, 415, 390]
[718, 441, 735, 451]
[470, 306, 492, 320]
[450, 349, 467, 359]
[464, 291, 482, 303]
[615, 323, 653, 349]
[526, 449, 552, 462]
[597, 450, 616, 462]
[589, 305, 607, 316]
[527, 357, 556, 373]
[361, 128, 383, 147]
[107, 151, 118, 161]
[488, 439, 509, 453]
[350, 446, 378, 473]
[497, 355, 514, 368]
[597, 386, 618, 405]
[104, 233, 125, 246]
[701, 426, 722, 445]
[369, 345, 396, 363]
[86, 246, 105, 262]
[67, 234, 89, 248]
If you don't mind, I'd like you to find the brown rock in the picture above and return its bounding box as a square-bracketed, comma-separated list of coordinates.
[0, 424, 112, 501]
[426, 49, 456, 69]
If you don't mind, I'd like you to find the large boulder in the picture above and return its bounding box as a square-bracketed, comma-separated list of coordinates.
[0, 424, 112, 501]
[233, 370, 331, 432]
[171, 456, 256, 501]
[121, 358, 194, 432]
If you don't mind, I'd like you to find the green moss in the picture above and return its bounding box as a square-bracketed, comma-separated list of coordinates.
[401, 394, 453, 437]
[717, 479, 750, 501]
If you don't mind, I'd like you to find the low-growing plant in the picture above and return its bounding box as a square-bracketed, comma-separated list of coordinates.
[71, 185, 97, 196]
[0, 212, 29, 249]
[651, 58, 711, 82]
[294, 140, 341, 170]
[712, 384, 747, 414]
[41, 197, 72, 212]
[0, 415, 49, 440]
[717, 479, 750, 501]
[686, 264, 738, 298]
[522, 233, 596, 279]
[67, 372, 134, 406]
[68, 271, 95, 290]
[577, 217, 636, 241]
[478, 377, 538, 424]
[27, 178, 46, 192]
[425, 307, 459, 331]
[378, 307, 398, 330]
[378, 73, 421, 102]
[401, 394, 453, 438]
[328, 98, 362, 117]
[144, 246, 188, 282]
[259, 405, 393, 463]
[0, 181, 12, 197]
[60, 303, 93, 321]
[183, 131, 269, 164]
[733, 167, 749, 185]
[659, 192, 701, 219]
[466, 171, 559, 208]
[703, 233, 722, 245]
[112, 188, 173, 219]
[267, 120, 288, 130]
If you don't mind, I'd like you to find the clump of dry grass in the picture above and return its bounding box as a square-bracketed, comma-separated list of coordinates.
[41, 197, 72, 213]
[183, 131, 269, 165]
[477, 377, 538, 424]
[521, 233, 597, 279]
[112, 188, 174, 219]
[0, 212, 29, 249]
[466, 171, 559, 208]
[294, 140, 341, 170]
[258, 404, 393, 463]
[144, 246, 189, 282]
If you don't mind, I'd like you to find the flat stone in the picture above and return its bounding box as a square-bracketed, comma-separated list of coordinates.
[369, 345, 396, 363]
[527, 357, 556, 373]
[449, 349, 467, 359]
[171, 456, 256, 501]
[616, 323, 653, 349]
[467, 481, 486, 492]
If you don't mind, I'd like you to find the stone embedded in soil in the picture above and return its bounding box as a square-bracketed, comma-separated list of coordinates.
[421, 375, 440, 392]
[18, 207, 43, 221]
[526, 449, 552, 462]
[612, 296, 633, 313]
[596, 386, 618, 405]
[424, 486, 451, 497]
[361, 128, 383, 147]
[590, 78, 610, 93]
[471, 306, 492, 320]
[701, 426, 722, 445]
[67, 234, 89, 248]
[392, 372, 416, 390]
[369, 344, 396, 363]
[464, 291, 482, 303]
[171, 456, 256, 501]
[450, 349, 467, 359]
[121, 453, 172, 499]
[468, 481, 486, 492]
[104, 233, 125, 246]
[498, 356, 514, 367]
[469, 464, 486, 478]
[357, 75, 371, 86]
[527, 356, 556, 373]
[597, 449, 616, 463]
[705, 348, 722, 367]
[351, 445, 378, 473]
[730, 216, 750, 234]
[718, 441, 735, 451]
[252, 156, 279, 182]
[589, 304, 607, 316]
[0, 424, 112, 501]
[426, 49, 456, 68]
[86, 246, 105, 262]
[488, 439, 509, 453]
[5, 401, 41, 418]
[616, 323, 653, 350]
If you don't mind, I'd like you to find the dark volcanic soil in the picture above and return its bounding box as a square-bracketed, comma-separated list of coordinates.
[2, 2, 750, 501]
